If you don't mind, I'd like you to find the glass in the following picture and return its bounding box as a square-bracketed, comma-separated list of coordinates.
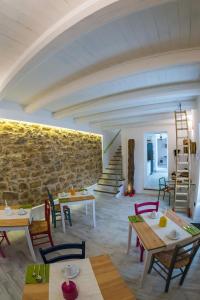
[61, 280, 78, 300]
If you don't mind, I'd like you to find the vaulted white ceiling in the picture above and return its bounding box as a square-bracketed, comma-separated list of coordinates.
[1, 0, 200, 128]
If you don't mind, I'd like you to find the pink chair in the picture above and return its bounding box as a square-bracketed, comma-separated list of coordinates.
[134, 201, 159, 262]
[0, 231, 10, 257]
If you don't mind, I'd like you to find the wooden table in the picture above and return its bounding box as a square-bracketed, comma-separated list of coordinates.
[22, 255, 136, 300]
[127, 209, 200, 286]
[0, 207, 36, 262]
[57, 193, 96, 233]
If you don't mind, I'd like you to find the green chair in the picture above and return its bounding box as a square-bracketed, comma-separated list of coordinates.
[46, 187, 72, 228]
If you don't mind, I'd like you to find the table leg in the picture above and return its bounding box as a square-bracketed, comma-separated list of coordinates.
[85, 203, 88, 216]
[61, 204, 66, 233]
[92, 200, 96, 227]
[127, 223, 132, 254]
[140, 250, 152, 287]
[25, 227, 36, 262]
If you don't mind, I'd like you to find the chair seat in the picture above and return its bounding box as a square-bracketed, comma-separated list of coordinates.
[155, 249, 190, 269]
[29, 220, 48, 235]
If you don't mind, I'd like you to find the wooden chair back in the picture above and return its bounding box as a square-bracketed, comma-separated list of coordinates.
[169, 236, 200, 270]
[135, 201, 159, 215]
[159, 177, 167, 190]
[39, 241, 85, 264]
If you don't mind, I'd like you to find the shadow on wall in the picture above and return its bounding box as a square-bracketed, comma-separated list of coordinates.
[0, 120, 102, 206]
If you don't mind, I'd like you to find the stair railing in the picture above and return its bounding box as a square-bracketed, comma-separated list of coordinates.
[103, 130, 121, 154]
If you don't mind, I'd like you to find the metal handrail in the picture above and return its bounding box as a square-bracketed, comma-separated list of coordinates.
[103, 130, 121, 154]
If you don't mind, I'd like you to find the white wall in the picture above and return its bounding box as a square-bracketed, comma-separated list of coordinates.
[193, 99, 200, 220]
[121, 121, 176, 193]
[102, 130, 121, 168]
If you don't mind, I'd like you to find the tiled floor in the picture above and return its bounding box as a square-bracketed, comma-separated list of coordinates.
[0, 193, 199, 300]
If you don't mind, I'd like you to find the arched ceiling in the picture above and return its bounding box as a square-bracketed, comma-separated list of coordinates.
[1, 0, 200, 128]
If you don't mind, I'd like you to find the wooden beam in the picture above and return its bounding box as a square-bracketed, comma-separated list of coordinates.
[93, 112, 175, 128]
[0, 0, 173, 99]
[26, 47, 200, 113]
[54, 81, 200, 119]
[75, 99, 196, 123]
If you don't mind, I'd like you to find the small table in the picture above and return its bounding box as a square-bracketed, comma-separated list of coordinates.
[22, 255, 136, 300]
[0, 207, 36, 262]
[127, 209, 200, 286]
[57, 192, 96, 233]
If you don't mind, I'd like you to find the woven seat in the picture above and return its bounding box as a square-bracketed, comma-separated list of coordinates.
[29, 200, 54, 247]
[29, 220, 48, 235]
[148, 236, 200, 292]
[155, 250, 190, 269]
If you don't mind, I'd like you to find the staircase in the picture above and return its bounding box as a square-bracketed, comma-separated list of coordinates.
[94, 146, 124, 195]
[174, 110, 191, 216]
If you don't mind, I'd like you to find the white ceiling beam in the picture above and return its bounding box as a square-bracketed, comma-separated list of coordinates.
[75, 99, 196, 123]
[93, 112, 174, 128]
[54, 81, 200, 119]
[27, 47, 200, 113]
[101, 119, 175, 129]
[0, 0, 173, 99]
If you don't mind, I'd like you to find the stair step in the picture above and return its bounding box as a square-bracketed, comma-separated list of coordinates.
[99, 177, 124, 181]
[97, 183, 122, 187]
[106, 168, 122, 171]
[94, 189, 118, 195]
[175, 199, 188, 203]
[102, 172, 122, 176]
[110, 159, 122, 161]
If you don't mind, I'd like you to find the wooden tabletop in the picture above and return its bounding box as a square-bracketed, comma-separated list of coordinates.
[0, 207, 30, 227]
[59, 194, 95, 203]
[130, 219, 165, 251]
[129, 209, 194, 251]
[22, 255, 135, 300]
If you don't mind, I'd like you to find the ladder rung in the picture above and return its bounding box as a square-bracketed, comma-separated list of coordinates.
[177, 170, 189, 172]
[177, 162, 188, 164]
[176, 177, 189, 180]
[177, 154, 188, 156]
[175, 111, 186, 114]
[176, 192, 188, 195]
[176, 120, 187, 122]
[176, 128, 188, 130]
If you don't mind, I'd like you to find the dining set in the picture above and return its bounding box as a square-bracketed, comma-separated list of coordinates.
[1, 191, 200, 299]
[0, 187, 96, 261]
[127, 201, 200, 292]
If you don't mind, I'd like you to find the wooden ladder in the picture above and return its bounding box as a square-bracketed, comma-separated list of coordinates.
[174, 110, 191, 216]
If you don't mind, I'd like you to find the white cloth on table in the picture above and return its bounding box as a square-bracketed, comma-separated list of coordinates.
[49, 258, 103, 300]
[0, 209, 32, 222]
[142, 212, 191, 245]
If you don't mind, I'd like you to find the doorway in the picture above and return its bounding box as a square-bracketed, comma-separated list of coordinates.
[144, 132, 168, 189]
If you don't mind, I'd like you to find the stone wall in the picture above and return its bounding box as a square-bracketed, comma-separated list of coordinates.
[0, 120, 102, 205]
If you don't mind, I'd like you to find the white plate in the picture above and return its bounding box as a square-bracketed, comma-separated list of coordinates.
[148, 214, 158, 219]
[18, 210, 27, 215]
[166, 233, 180, 240]
[62, 264, 80, 279]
